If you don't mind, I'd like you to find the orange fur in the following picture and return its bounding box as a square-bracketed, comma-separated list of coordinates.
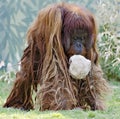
[3, 2, 109, 111]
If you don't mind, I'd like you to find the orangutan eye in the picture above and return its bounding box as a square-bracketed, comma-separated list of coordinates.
[81, 36, 86, 44]
[73, 37, 85, 44]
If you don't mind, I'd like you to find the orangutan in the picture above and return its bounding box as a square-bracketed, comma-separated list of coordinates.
[3, 2, 109, 111]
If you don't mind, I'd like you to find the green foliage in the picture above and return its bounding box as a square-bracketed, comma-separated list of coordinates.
[0, 0, 25, 64]
[0, 0, 58, 64]
[95, 0, 120, 80]
[98, 32, 120, 80]
[0, 70, 15, 83]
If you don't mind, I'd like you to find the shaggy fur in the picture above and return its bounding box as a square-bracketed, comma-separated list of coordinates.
[3, 2, 109, 111]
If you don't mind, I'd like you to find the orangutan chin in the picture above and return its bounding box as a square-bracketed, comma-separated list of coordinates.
[3, 2, 109, 111]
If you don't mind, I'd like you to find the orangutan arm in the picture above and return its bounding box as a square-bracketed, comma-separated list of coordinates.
[3, 45, 34, 110]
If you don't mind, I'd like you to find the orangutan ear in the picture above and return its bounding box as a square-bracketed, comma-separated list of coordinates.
[92, 48, 98, 64]
[86, 49, 98, 65]
[86, 35, 98, 65]
[87, 14, 99, 64]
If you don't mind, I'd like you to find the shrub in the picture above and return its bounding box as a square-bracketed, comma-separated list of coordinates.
[96, 0, 120, 80]
[98, 31, 120, 80]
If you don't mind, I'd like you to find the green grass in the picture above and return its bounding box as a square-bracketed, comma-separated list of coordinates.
[0, 81, 120, 119]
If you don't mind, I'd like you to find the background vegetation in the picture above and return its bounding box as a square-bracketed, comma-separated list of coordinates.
[96, 0, 120, 80]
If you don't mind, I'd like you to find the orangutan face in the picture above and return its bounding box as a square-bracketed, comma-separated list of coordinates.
[61, 8, 94, 59]
[62, 28, 93, 58]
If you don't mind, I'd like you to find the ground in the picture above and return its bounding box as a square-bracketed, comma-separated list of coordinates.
[0, 80, 120, 119]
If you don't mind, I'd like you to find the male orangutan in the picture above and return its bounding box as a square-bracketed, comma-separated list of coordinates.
[3, 2, 109, 111]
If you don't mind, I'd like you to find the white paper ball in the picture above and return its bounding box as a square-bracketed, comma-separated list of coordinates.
[69, 55, 91, 80]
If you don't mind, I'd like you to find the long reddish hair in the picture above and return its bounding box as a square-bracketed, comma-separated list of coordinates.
[3, 2, 109, 111]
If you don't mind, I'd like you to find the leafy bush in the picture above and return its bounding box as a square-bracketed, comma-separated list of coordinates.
[0, 0, 56, 64]
[96, 0, 120, 80]
[0, 70, 15, 83]
[98, 31, 120, 80]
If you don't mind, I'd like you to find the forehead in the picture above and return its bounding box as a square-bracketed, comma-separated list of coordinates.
[71, 29, 88, 37]
[62, 10, 93, 37]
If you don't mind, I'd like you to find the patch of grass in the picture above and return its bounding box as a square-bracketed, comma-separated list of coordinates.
[0, 80, 120, 119]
